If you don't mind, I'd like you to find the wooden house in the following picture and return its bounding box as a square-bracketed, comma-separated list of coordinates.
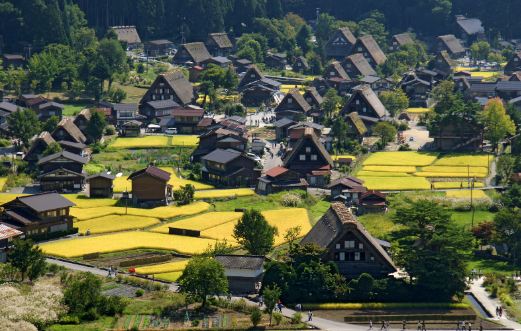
[345, 112, 368, 141]
[215, 255, 264, 294]
[505, 52, 521, 75]
[390, 33, 414, 51]
[58, 140, 87, 156]
[341, 53, 377, 79]
[52, 118, 87, 144]
[111, 103, 142, 127]
[351, 35, 387, 66]
[327, 177, 366, 203]
[2, 54, 25, 69]
[173, 42, 212, 66]
[303, 87, 324, 120]
[144, 39, 174, 57]
[301, 203, 397, 279]
[129, 165, 172, 205]
[400, 73, 432, 107]
[201, 149, 260, 187]
[0, 193, 75, 239]
[164, 107, 204, 134]
[37, 151, 88, 192]
[436, 35, 465, 58]
[19, 94, 47, 109]
[429, 51, 453, 78]
[357, 75, 392, 93]
[111, 26, 142, 49]
[73, 108, 92, 134]
[0, 101, 19, 125]
[140, 72, 194, 113]
[36, 102, 63, 121]
[0, 224, 23, 262]
[265, 53, 287, 70]
[455, 15, 485, 45]
[273, 118, 296, 141]
[359, 190, 387, 213]
[206, 32, 233, 57]
[293, 56, 309, 73]
[274, 89, 311, 121]
[119, 120, 142, 137]
[201, 56, 232, 68]
[234, 58, 252, 73]
[282, 128, 333, 188]
[192, 127, 247, 162]
[142, 100, 180, 121]
[87, 172, 115, 198]
[432, 117, 483, 151]
[341, 85, 389, 128]
[325, 27, 356, 60]
[24, 131, 56, 164]
[496, 81, 521, 100]
[256, 166, 308, 195]
[238, 66, 281, 106]
[287, 122, 323, 144]
[323, 61, 352, 95]
[509, 72, 521, 82]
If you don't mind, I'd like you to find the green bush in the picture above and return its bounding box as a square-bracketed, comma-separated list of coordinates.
[250, 307, 262, 327]
[500, 293, 514, 306]
[273, 312, 283, 325]
[291, 312, 302, 324]
[135, 289, 144, 297]
[0, 138, 11, 147]
[58, 315, 80, 325]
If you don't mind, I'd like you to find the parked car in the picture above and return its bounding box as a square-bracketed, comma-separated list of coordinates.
[165, 128, 178, 135]
[246, 152, 261, 162]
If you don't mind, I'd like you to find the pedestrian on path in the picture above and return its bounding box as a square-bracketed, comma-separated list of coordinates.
[382, 320, 386, 330]
[422, 320, 426, 331]
[107, 266, 112, 277]
[369, 320, 373, 330]
[479, 321, 483, 331]
[402, 319, 406, 330]
[307, 311, 313, 322]
[468, 321, 472, 331]
[258, 295, 263, 307]
[417, 321, 421, 331]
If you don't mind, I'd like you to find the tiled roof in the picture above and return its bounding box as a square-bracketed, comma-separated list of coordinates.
[0, 224, 22, 240]
[215, 254, 265, 270]
[14, 192, 75, 212]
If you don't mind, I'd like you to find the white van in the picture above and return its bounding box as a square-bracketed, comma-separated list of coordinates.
[164, 128, 178, 135]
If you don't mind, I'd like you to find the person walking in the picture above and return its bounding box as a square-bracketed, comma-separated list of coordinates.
[468, 321, 472, 331]
[382, 320, 386, 331]
[479, 321, 483, 331]
[417, 321, 421, 331]
[258, 295, 263, 307]
[402, 320, 406, 331]
[422, 320, 426, 331]
[369, 320, 373, 330]
[307, 310, 313, 322]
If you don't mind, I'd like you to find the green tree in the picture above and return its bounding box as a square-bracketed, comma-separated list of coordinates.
[63, 272, 102, 318]
[379, 89, 409, 117]
[86, 111, 107, 142]
[500, 184, 521, 208]
[358, 11, 388, 47]
[42, 142, 62, 156]
[178, 256, 228, 307]
[296, 24, 312, 53]
[494, 208, 521, 265]
[106, 87, 127, 103]
[250, 307, 262, 327]
[481, 98, 516, 152]
[97, 38, 128, 89]
[263, 284, 281, 325]
[470, 41, 491, 65]
[393, 200, 471, 300]
[233, 209, 278, 255]
[43, 115, 60, 133]
[373, 122, 397, 146]
[173, 184, 195, 205]
[322, 88, 342, 119]
[497, 154, 515, 184]
[8, 239, 46, 282]
[8, 108, 41, 148]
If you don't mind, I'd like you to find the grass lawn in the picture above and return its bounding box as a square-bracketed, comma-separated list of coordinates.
[357, 213, 403, 240]
[62, 102, 94, 116]
[308, 200, 331, 224]
[467, 256, 516, 275]
[451, 210, 495, 228]
[47, 316, 117, 330]
[113, 82, 148, 103]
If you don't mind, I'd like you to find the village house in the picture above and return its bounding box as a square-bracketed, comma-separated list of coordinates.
[196, 117, 216, 132]
[0, 224, 23, 262]
[505, 51, 521, 75]
[359, 190, 388, 213]
[273, 117, 296, 141]
[0, 101, 19, 124]
[172, 42, 212, 66]
[341, 53, 377, 79]
[274, 89, 311, 121]
[345, 112, 368, 141]
[215, 255, 265, 294]
[293, 56, 309, 73]
[86, 172, 115, 198]
[356, 75, 392, 94]
[111, 26, 142, 49]
[119, 120, 142, 137]
[24, 131, 56, 164]
[282, 128, 334, 188]
[303, 87, 323, 120]
[432, 116, 483, 151]
[287, 122, 324, 145]
[19, 94, 47, 109]
[201, 56, 232, 68]
[206, 32, 234, 57]
[327, 177, 366, 204]
[256, 166, 308, 195]
[52, 118, 87, 145]
[351, 35, 387, 67]
[341, 85, 389, 128]
[58, 140, 87, 157]
[37, 151, 88, 192]
[238, 66, 281, 106]
[192, 127, 248, 161]
[129, 165, 172, 206]
[201, 149, 260, 187]
[144, 39, 174, 57]
[301, 203, 397, 279]
[159, 107, 204, 134]
[509, 72, 521, 82]
[389, 33, 414, 51]
[232, 58, 253, 73]
[0, 193, 75, 240]
[400, 72, 433, 107]
[455, 15, 485, 45]
[429, 51, 453, 78]
[265, 52, 287, 70]
[110, 103, 142, 127]
[436, 34, 466, 58]
[140, 72, 195, 118]
[323, 61, 352, 95]
[325, 27, 357, 60]
[2, 54, 25, 69]
[73, 108, 92, 134]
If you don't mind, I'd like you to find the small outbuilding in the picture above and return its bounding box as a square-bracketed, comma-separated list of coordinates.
[87, 172, 115, 198]
[215, 255, 265, 295]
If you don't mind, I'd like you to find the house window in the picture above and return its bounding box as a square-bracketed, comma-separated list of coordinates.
[288, 98, 293, 104]
[355, 252, 360, 261]
[251, 74, 256, 78]
[311, 154, 317, 161]
[335, 243, 341, 249]
[344, 240, 355, 249]
[346, 63, 351, 68]
[358, 47, 362, 52]
[363, 107, 367, 113]
[305, 147, 311, 153]
[359, 243, 364, 249]
[339, 252, 345, 261]
[299, 154, 306, 161]
[330, 71, 335, 76]
[356, 100, 360, 105]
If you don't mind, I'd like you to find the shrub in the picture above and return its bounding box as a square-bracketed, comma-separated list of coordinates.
[500, 292, 514, 306]
[280, 193, 302, 207]
[273, 312, 283, 325]
[105, 126, 116, 135]
[0, 138, 11, 147]
[250, 307, 262, 327]
[291, 312, 302, 324]
[58, 315, 80, 325]
[135, 289, 144, 297]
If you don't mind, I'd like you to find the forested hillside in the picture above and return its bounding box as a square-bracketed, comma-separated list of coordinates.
[1, 0, 521, 52]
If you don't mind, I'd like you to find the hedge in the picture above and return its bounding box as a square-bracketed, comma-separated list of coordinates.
[302, 302, 470, 310]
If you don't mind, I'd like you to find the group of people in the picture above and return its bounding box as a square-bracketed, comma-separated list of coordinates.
[456, 320, 484, 331]
[496, 306, 503, 318]
[107, 265, 118, 277]
[368, 319, 484, 331]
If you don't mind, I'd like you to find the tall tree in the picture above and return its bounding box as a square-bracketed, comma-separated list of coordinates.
[86, 111, 107, 142]
[8, 239, 46, 282]
[8, 108, 41, 148]
[97, 38, 128, 90]
[481, 98, 516, 152]
[373, 122, 397, 146]
[379, 89, 409, 117]
[233, 209, 278, 255]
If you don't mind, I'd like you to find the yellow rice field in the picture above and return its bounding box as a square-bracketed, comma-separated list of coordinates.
[154, 271, 182, 282]
[134, 259, 189, 275]
[445, 190, 489, 200]
[364, 152, 438, 166]
[109, 135, 199, 149]
[357, 176, 431, 191]
[0, 193, 27, 205]
[432, 182, 485, 189]
[421, 166, 488, 174]
[356, 171, 412, 177]
[75, 215, 161, 235]
[70, 201, 210, 221]
[63, 195, 118, 208]
[432, 155, 490, 167]
[414, 172, 487, 178]
[151, 212, 243, 233]
[0, 177, 7, 191]
[332, 155, 356, 161]
[39, 232, 216, 258]
[113, 176, 130, 193]
[159, 167, 214, 190]
[407, 108, 431, 114]
[362, 166, 417, 173]
[194, 188, 256, 199]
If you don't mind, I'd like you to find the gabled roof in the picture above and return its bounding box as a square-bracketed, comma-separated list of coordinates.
[346, 112, 368, 135]
[0, 224, 22, 240]
[393, 33, 414, 46]
[111, 26, 141, 44]
[9, 192, 75, 212]
[294, 56, 309, 68]
[179, 42, 212, 64]
[496, 81, 521, 92]
[327, 176, 364, 189]
[300, 202, 396, 271]
[273, 117, 296, 128]
[38, 101, 64, 110]
[87, 172, 115, 180]
[172, 108, 204, 117]
[147, 39, 173, 46]
[345, 85, 388, 118]
[37, 150, 88, 165]
[58, 140, 87, 150]
[276, 89, 311, 113]
[265, 166, 288, 178]
[161, 71, 194, 106]
[303, 87, 323, 105]
[146, 99, 180, 110]
[343, 53, 377, 77]
[128, 165, 171, 182]
[207, 32, 233, 49]
[361, 190, 386, 200]
[0, 101, 19, 113]
[437, 35, 465, 55]
[326, 27, 356, 50]
[325, 61, 350, 80]
[356, 35, 387, 65]
[456, 17, 484, 36]
[215, 254, 265, 270]
[113, 103, 138, 112]
[53, 118, 87, 144]
[76, 108, 92, 121]
[283, 129, 333, 167]
[202, 148, 242, 164]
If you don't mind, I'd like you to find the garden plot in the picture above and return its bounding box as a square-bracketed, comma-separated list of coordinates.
[39, 232, 217, 258]
[75, 215, 161, 235]
[151, 212, 242, 234]
[194, 188, 256, 199]
[134, 259, 188, 275]
[445, 190, 489, 200]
